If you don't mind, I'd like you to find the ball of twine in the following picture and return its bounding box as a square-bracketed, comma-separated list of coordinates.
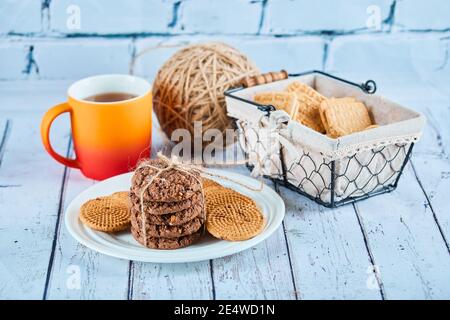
[152, 42, 259, 145]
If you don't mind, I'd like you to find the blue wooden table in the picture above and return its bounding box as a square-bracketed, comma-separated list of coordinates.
[0, 74, 449, 300]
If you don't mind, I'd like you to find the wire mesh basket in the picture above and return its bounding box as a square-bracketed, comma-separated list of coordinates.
[225, 70, 425, 208]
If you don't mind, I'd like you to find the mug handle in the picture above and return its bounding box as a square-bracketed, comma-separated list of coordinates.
[40, 102, 80, 169]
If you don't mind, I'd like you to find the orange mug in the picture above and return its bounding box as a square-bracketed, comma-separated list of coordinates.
[41, 74, 152, 180]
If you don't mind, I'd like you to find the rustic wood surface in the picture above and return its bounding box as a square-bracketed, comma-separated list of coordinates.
[0, 76, 449, 300]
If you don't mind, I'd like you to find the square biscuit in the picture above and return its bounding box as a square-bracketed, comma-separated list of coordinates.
[286, 81, 327, 133]
[292, 92, 326, 133]
[254, 92, 299, 118]
[320, 98, 372, 138]
[286, 81, 326, 106]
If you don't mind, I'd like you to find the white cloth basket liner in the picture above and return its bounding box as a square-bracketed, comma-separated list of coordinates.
[225, 73, 426, 205]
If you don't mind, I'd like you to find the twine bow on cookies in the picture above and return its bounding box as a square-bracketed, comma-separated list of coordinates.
[135, 152, 264, 247]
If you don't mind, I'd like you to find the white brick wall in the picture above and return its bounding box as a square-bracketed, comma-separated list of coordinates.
[179, 0, 262, 34]
[134, 38, 188, 80]
[133, 36, 325, 81]
[34, 39, 132, 79]
[263, 0, 394, 33]
[50, 0, 174, 34]
[0, 0, 448, 80]
[396, 0, 450, 30]
[0, 42, 31, 79]
[232, 37, 325, 72]
[326, 34, 447, 77]
[0, 0, 41, 34]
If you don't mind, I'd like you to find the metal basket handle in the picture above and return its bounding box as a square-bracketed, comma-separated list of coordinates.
[240, 69, 377, 94]
[226, 70, 377, 116]
[289, 70, 377, 94]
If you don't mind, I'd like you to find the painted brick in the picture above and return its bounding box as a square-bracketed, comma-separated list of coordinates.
[0, 42, 30, 79]
[326, 35, 447, 78]
[134, 38, 186, 81]
[0, 0, 41, 34]
[33, 39, 132, 79]
[263, 0, 394, 33]
[396, 0, 450, 30]
[50, 0, 173, 34]
[230, 37, 325, 72]
[179, 0, 262, 34]
[133, 36, 325, 81]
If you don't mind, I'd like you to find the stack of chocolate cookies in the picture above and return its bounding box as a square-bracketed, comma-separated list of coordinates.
[129, 159, 205, 249]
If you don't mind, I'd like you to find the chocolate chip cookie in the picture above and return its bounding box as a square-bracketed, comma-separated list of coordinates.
[130, 202, 203, 226]
[131, 227, 202, 249]
[131, 159, 202, 202]
[130, 191, 203, 215]
[131, 214, 204, 238]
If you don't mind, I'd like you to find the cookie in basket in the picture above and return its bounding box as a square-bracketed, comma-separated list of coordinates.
[286, 81, 327, 104]
[292, 93, 326, 133]
[320, 97, 372, 138]
[365, 124, 379, 130]
[254, 92, 298, 118]
[79, 196, 131, 232]
[286, 81, 327, 133]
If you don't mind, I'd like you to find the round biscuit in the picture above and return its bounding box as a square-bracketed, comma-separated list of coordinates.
[206, 200, 265, 241]
[79, 196, 131, 232]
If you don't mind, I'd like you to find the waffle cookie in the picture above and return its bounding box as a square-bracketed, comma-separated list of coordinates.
[205, 185, 265, 241]
[202, 177, 221, 189]
[254, 92, 299, 118]
[111, 191, 131, 206]
[205, 186, 255, 214]
[320, 97, 372, 138]
[207, 202, 265, 241]
[79, 196, 131, 232]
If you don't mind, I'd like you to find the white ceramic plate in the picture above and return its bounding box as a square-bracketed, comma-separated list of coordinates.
[65, 169, 285, 263]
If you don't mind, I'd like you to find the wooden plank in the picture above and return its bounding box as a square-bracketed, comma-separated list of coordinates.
[354, 164, 450, 299]
[405, 86, 450, 247]
[374, 78, 450, 249]
[410, 157, 450, 250]
[0, 115, 69, 299]
[0, 119, 9, 166]
[278, 186, 382, 300]
[45, 165, 131, 300]
[211, 166, 295, 300]
[130, 261, 213, 299]
[0, 80, 71, 114]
